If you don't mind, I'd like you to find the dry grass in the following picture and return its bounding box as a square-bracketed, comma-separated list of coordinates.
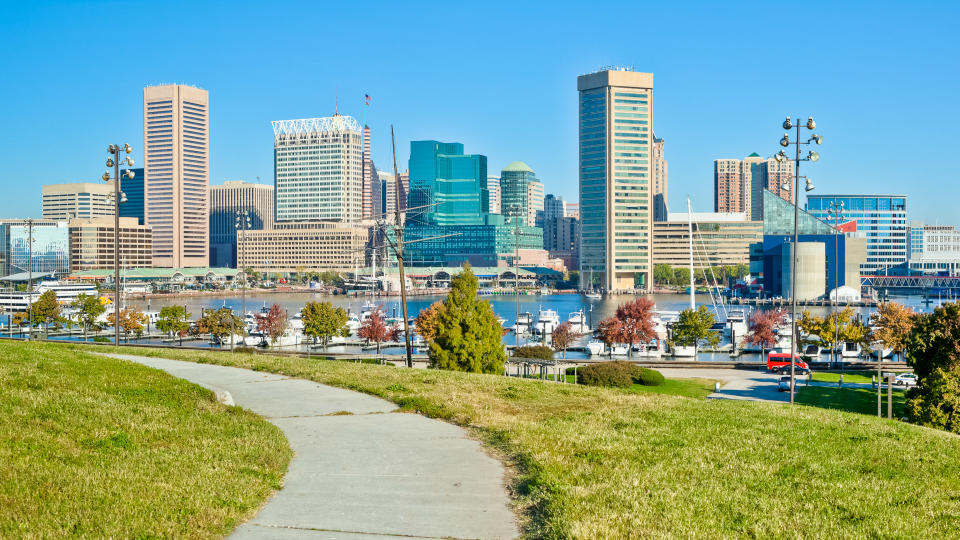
[0, 342, 290, 539]
[66, 343, 960, 539]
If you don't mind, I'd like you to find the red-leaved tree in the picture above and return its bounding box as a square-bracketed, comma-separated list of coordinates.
[596, 298, 657, 358]
[256, 304, 288, 347]
[744, 309, 782, 364]
[552, 321, 579, 361]
[358, 309, 401, 358]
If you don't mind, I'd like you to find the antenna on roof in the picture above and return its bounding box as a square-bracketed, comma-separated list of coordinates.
[334, 88, 339, 116]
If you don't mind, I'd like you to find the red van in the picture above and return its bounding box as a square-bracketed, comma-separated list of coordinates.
[767, 352, 810, 374]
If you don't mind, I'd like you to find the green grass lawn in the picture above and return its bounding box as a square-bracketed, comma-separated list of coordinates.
[797, 384, 909, 417]
[812, 370, 884, 384]
[542, 374, 716, 398]
[0, 342, 291, 538]
[62, 343, 960, 539]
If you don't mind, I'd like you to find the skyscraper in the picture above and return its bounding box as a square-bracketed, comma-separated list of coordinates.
[714, 159, 749, 214]
[41, 182, 115, 220]
[544, 194, 567, 222]
[652, 135, 668, 221]
[362, 125, 382, 219]
[578, 68, 654, 291]
[118, 168, 145, 225]
[500, 161, 541, 226]
[143, 84, 209, 268]
[486, 175, 501, 214]
[714, 153, 794, 220]
[807, 194, 908, 273]
[209, 181, 274, 268]
[272, 115, 363, 223]
[407, 141, 487, 226]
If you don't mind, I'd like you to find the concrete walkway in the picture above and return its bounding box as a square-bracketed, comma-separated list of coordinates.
[103, 354, 518, 540]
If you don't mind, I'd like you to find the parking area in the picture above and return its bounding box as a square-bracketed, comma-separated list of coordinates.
[655, 367, 794, 403]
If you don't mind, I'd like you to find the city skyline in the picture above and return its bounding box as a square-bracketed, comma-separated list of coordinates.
[1, 2, 958, 224]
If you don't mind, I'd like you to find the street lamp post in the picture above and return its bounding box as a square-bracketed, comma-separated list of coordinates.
[774, 116, 823, 405]
[103, 143, 135, 346]
[827, 200, 845, 370]
[25, 218, 33, 341]
[235, 209, 250, 327]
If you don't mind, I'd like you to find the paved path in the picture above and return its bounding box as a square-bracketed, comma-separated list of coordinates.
[103, 354, 518, 540]
[656, 367, 793, 403]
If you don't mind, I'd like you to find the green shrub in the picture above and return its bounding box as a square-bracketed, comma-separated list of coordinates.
[578, 362, 636, 388]
[635, 367, 665, 386]
[512, 345, 554, 361]
[234, 346, 256, 354]
[92, 336, 111, 343]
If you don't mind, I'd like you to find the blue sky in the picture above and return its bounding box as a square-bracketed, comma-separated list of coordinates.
[1, 0, 957, 222]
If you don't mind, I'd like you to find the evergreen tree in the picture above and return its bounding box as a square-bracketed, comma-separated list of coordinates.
[429, 263, 506, 374]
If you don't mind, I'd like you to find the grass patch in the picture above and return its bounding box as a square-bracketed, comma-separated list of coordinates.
[626, 377, 716, 399]
[64, 342, 960, 539]
[812, 370, 882, 384]
[797, 385, 908, 417]
[0, 341, 291, 538]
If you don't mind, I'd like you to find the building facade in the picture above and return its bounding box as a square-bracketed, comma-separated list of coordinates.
[806, 194, 908, 273]
[209, 181, 274, 268]
[143, 84, 209, 268]
[0, 220, 70, 276]
[236, 221, 368, 274]
[578, 68, 654, 291]
[544, 215, 580, 270]
[273, 115, 363, 223]
[714, 159, 748, 214]
[652, 136, 668, 221]
[714, 154, 794, 221]
[118, 168, 145, 225]
[652, 212, 763, 269]
[41, 182, 114, 221]
[68, 217, 153, 271]
[486, 175, 501, 214]
[544, 194, 567, 223]
[362, 125, 382, 219]
[408, 141, 488, 225]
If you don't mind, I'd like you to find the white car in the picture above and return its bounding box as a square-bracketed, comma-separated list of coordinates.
[894, 373, 918, 387]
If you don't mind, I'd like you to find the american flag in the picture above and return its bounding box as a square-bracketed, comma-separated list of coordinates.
[364, 94, 371, 105]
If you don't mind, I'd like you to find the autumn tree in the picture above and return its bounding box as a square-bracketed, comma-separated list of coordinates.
[871, 301, 916, 363]
[257, 303, 289, 347]
[904, 302, 960, 433]
[551, 321, 578, 361]
[32, 289, 61, 339]
[744, 309, 780, 363]
[596, 316, 622, 357]
[358, 309, 401, 360]
[301, 301, 349, 353]
[671, 305, 721, 356]
[157, 305, 191, 346]
[428, 263, 506, 374]
[107, 307, 148, 343]
[413, 301, 446, 342]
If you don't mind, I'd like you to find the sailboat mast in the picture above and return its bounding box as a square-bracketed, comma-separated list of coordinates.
[687, 197, 695, 310]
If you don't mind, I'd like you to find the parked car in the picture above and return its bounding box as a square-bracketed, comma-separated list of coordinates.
[778, 376, 793, 392]
[894, 373, 918, 387]
[776, 364, 811, 375]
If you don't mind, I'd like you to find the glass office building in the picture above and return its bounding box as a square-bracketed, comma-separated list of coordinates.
[0, 220, 70, 276]
[118, 168, 145, 225]
[806, 195, 907, 273]
[404, 141, 542, 266]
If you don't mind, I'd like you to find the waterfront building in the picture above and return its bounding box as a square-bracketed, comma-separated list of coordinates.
[578, 68, 654, 291]
[143, 84, 209, 268]
[273, 115, 363, 223]
[908, 220, 924, 259]
[118, 168, 145, 225]
[486, 176, 501, 214]
[68, 217, 153, 271]
[500, 162, 544, 226]
[652, 136, 668, 221]
[806, 194, 908, 273]
[209, 181, 274, 268]
[651, 212, 762, 269]
[544, 215, 580, 270]
[903, 224, 960, 275]
[404, 141, 545, 267]
[41, 182, 114, 221]
[0, 220, 70, 276]
[69, 267, 239, 289]
[235, 221, 368, 274]
[761, 190, 867, 300]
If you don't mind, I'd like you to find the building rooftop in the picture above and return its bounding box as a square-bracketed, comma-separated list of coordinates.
[502, 161, 534, 173]
[665, 212, 750, 223]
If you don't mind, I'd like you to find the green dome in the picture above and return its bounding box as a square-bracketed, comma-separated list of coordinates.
[502, 161, 534, 173]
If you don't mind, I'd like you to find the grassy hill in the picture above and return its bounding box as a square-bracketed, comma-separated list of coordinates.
[73, 343, 960, 539]
[0, 342, 290, 538]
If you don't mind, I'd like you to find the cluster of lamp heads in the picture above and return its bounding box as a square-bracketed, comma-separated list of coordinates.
[102, 143, 135, 204]
[775, 116, 822, 193]
[235, 209, 252, 229]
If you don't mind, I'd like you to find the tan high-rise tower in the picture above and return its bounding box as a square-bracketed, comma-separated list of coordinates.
[578, 68, 654, 292]
[143, 84, 209, 268]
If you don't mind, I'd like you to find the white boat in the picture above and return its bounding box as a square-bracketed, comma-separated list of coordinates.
[632, 341, 663, 359]
[567, 310, 589, 334]
[672, 345, 697, 357]
[725, 309, 749, 339]
[587, 340, 606, 356]
[802, 343, 823, 357]
[514, 312, 533, 332]
[610, 344, 629, 356]
[841, 341, 861, 358]
[535, 308, 560, 335]
[346, 314, 362, 334]
[584, 291, 602, 300]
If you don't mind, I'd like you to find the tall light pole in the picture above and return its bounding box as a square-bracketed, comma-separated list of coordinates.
[103, 143, 135, 346]
[507, 205, 523, 345]
[827, 200, 845, 370]
[25, 219, 33, 341]
[774, 116, 823, 404]
[235, 210, 250, 321]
